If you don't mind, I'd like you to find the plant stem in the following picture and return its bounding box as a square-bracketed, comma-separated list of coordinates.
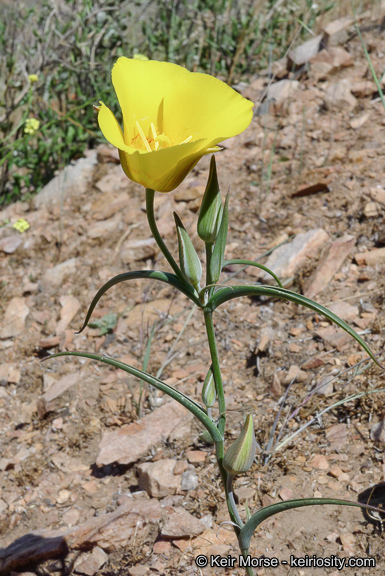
[204, 310, 226, 437]
[145, 188, 186, 284]
[226, 474, 244, 528]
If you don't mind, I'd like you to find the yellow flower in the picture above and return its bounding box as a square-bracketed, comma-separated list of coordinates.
[13, 219, 30, 233]
[24, 118, 40, 135]
[97, 57, 253, 192]
[28, 74, 39, 84]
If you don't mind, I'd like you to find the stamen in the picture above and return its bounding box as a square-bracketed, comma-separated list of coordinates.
[135, 120, 151, 152]
[151, 123, 159, 151]
[180, 135, 192, 145]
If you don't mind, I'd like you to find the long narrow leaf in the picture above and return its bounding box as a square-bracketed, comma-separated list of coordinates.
[44, 351, 222, 442]
[208, 285, 384, 369]
[76, 270, 201, 334]
[239, 497, 382, 553]
[223, 259, 283, 288]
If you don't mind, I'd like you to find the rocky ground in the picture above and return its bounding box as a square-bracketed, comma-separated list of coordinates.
[1, 13, 385, 576]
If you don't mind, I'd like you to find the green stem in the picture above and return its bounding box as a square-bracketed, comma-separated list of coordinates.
[204, 310, 226, 437]
[226, 474, 244, 528]
[145, 188, 186, 284]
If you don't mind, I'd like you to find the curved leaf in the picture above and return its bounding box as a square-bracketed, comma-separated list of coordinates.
[239, 497, 381, 553]
[76, 270, 201, 333]
[223, 259, 283, 288]
[207, 285, 384, 369]
[44, 351, 222, 442]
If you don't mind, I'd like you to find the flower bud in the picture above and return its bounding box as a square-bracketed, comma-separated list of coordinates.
[202, 369, 216, 408]
[174, 212, 202, 290]
[197, 155, 223, 244]
[223, 414, 256, 475]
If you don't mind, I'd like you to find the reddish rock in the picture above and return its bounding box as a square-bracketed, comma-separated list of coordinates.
[137, 459, 181, 498]
[0, 297, 30, 339]
[304, 234, 355, 299]
[97, 401, 187, 466]
[161, 507, 205, 539]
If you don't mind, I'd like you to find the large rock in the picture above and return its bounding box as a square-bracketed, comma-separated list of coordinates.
[323, 79, 358, 112]
[34, 151, 97, 209]
[97, 400, 188, 466]
[39, 258, 78, 293]
[0, 297, 30, 339]
[258, 229, 329, 281]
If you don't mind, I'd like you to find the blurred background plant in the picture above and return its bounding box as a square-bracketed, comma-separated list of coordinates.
[0, 0, 380, 205]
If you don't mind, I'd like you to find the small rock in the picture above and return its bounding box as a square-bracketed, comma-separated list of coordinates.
[185, 450, 206, 464]
[311, 455, 329, 470]
[174, 186, 204, 202]
[326, 424, 348, 448]
[351, 80, 378, 98]
[87, 216, 121, 239]
[75, 547, 108, 576]
[288, 35, 323, 69]
[324, 79, 358, 112]
[327, 301, 359, 323]
[266, 79, 300, 103]
[137, 459, 181, 498]
[181, 469, 199, 491]
[0, 297, 30, 339]
[153, 540, 171, 555]
[310, 47, 353, 80]
[323, 17, 354, 46]
[120, 238, 157, 262]
[355, 248, 385, 266]
[161, 507, 205, 538]
[301, 357, 325, 370]
[315, 326, 351, 351]
[369, 187, 385, 205]
[39, 258, 78, 293]
[279, 487, 293, 501]
[329, 465, 343, 478]
[350, 112, 371, 130]
[339, 532, 356, 556]
[37, 373, 79, 417]
[55, 295, 81, 334]
[364, 201, 379, 218]
[62, 507, 81, 527]
[282, 365, 307, 385]
[314, 375, 334, 397]
[0, 235, 22, 254]
[370, 419, 385, 442]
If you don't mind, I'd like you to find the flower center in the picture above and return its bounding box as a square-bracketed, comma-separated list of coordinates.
[132, 120, 192, 152]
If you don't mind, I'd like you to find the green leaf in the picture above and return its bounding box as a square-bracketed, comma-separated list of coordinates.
[223, 259, 283, 288]
[44, 350, 223, 443]
[239, 498, 379, 554]
[210, 189, 230, 284]
[88, 312, 117, 335]
[76, 270, 201, 334]
[207, 285, 384, 370]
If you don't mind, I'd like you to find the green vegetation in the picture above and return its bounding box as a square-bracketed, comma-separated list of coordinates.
[0, 0, 377, 205]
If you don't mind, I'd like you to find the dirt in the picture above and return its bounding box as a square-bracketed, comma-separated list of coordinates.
[1, 17, 385, 576]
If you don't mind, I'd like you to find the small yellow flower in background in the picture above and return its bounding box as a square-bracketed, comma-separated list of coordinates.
[13, 219, 30, 233]
[24, 118, 40, 135]
[28, 74, 39, 83]
[97, 57, 253, 192]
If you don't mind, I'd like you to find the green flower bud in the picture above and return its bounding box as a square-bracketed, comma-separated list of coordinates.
[202, 368, 216, 408]
[197, 155, 223, 244]
[223, 414, 256, 475]
[174, 212, 202, 290]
